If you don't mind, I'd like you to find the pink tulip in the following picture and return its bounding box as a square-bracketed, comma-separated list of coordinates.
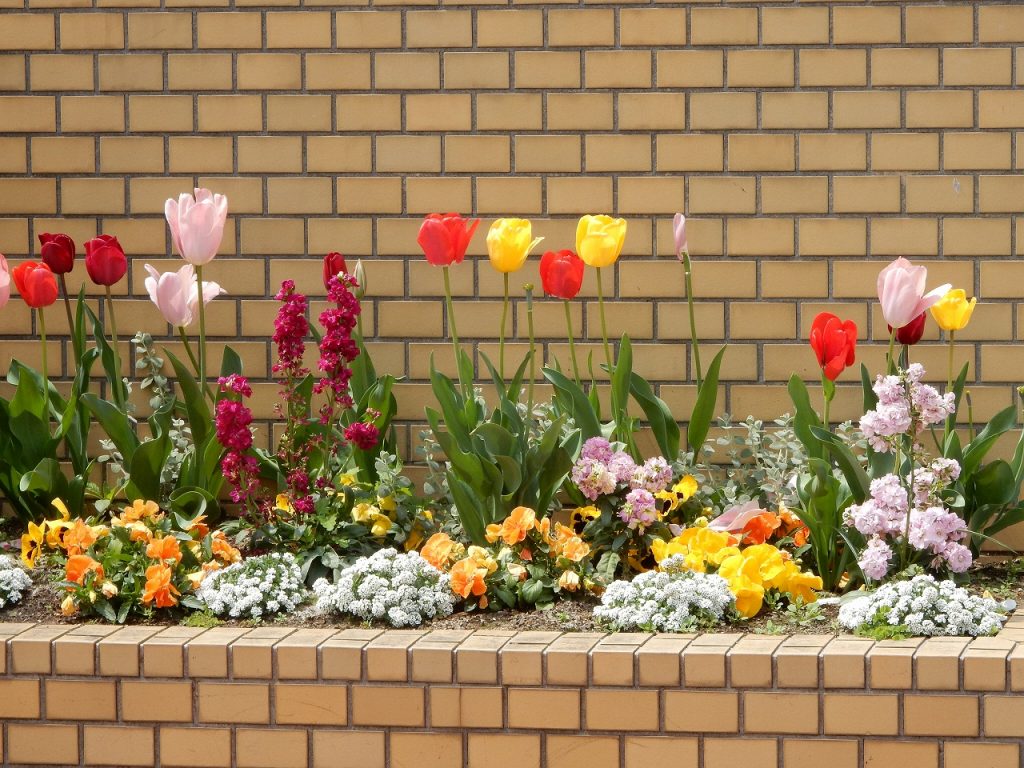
[877, 257, 951, 330]
[164, 188, 228, 266]
[673, 213, 688, 260]
[0, 254, 10, 308]
[144, 263, 225, 328]
[709, 500, 766, 533]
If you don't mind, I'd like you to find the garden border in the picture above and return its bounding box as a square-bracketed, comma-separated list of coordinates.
[1, 620, 1023, 767]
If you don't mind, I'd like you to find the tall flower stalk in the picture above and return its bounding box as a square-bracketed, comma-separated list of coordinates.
[673, 214, 703, 387]
[576, 215, 626, 379]
[487, 218, 542, 380]
[539, 249, 585, 387]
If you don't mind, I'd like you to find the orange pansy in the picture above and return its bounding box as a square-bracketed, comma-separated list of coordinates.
[211, 531, 241, 563]
[62, 519, 101, 556]
[146, 536, 183, 563]
[449, 557, 488, 600]
[66, 554, 104, 586]
[741, 512, 782, 545]
[142, 563, 180, 608]
[497, 506, 536, 545]
[421, 532, 460, 570]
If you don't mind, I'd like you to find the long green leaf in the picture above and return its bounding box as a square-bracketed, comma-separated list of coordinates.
[449, 474, 488, 545]
[788, 373, 825, 460]
[687, 345, 726, 456]
[166, 348, 211, 447]
[809, 426, 870, 502]
[629, 372, 680, 459]
[81, 392, 139, 461]
[963, 405, 1017, 475]
[543, 367, 602, 439]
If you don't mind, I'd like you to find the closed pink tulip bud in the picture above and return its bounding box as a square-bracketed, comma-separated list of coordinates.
[877, 257, 951, 330]
[673, 213, 688, 260]
[144, 263, 224, 328]
[0, 254, 10, 309]
[164, 188, 228, 266]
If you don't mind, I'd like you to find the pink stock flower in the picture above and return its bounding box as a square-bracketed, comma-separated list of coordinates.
[164, 188, 228, 266]
[143, 263, 225, 328]
[877, 257, 951, 330]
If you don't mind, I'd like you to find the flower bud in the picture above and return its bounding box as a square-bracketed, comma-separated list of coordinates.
[101, 581, 118, 598]
[353, 259, 366, 299]
[61, 595, 78, 616]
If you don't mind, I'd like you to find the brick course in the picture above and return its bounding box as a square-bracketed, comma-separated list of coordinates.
[0, 620, 1022, 767]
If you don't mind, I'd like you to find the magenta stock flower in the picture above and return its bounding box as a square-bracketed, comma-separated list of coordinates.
[164, 188, 228, 266]
[877, 257, 951, 330]
[314, 273, 361, 423]
[344, 422, 380, 451]
[272, 280, 310, 379]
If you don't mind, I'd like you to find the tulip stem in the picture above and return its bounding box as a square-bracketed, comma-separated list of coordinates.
[886, 327, 897, 374]
[499, 272, 509, 381]
[178, 327, 212, 400]
[564, 300, 581, 386]
[946, 331, 955, 395]
[442, 266, 466, 399]
[596, 267, 613, 375]
[104, 286, 124, 408]
[196, 265, 208, 400]
[38, 307, 48, 397]
[525, 285, 536, 418]
[681, 250, 703, 388]
[58, 275, 76, 365]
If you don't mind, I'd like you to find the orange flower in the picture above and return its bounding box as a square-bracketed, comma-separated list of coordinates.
[560, 536, 590, 563]
[421, 532, 461, 570]
[120, 499, 161, 523]
[211, 531, 241, 563]
[66, 554, 104, 586]
[741, 512, 782, 545]
[184, 513, 209, 538]
[146, 536, 182, 563]
[449, 557, 488, 601]
[62, 519, 102, 556]
[497, 506, 536, 545]
[142, 563, 180, 608]
[780, 509, 810, 547]
[126, 521, 152, 544]
[484, 524, 502, 544]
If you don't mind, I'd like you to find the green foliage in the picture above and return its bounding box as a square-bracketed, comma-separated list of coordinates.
[427, 353, 580, 545]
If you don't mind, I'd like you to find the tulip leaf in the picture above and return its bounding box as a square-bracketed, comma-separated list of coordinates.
[972, 459, 1016, 508]
[629, 372, 679, 460]
[449, 474, 488, 546]
[963, 404, 1017, 475]
[810, 426, 870, 503]
[81, 393, 139, 463]
[860, 363, 877, 413]
[166, 348, 211, 447]
[687, 345, 726, 457]
[788, 373, 825, 461]
[543, 367, 601, 440]
[127, 432, 170, 501]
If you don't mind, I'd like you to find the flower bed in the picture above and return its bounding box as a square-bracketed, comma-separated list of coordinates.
[0, 621, 1023, 768]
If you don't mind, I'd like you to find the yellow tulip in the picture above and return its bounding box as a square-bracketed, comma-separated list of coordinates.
[486, 218, 543, 273]
[575, 215, 627, 268]
[930, 288, 976, 332]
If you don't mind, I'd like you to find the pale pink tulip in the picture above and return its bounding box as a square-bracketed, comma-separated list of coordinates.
[877, 257, 951, 330]
[0, 254, 10, 308]
[673, 213, 688, 260]
[144, 263, 224, 328]
[164, 188, 228, 266]
[709, 500, 765, 533]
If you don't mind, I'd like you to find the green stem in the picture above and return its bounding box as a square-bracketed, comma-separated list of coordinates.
[178, 327, 212, 400]
[564, 300, 581, 386]
[58, 274, 75, 363]
[442, 266, 466, 399]
[38, 307, 48, 395]
[886, 326, 897, 374]
[946, 331, 955, 395]
[499, 272, 509, 381]
[526, 286, 536, 416]
[596, 266, 613, 376]
[104, 286, 123, 407]
[682, 251, 703, 388]
[196, 265, 208, 400]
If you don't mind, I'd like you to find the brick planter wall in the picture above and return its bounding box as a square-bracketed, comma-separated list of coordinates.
[2, 620, 1024, 767]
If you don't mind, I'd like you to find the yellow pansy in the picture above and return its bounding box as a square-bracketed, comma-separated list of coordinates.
[656, 475, 699, 513]
[718, 553, 766, 618]
[275, 494, 294, 516]
[20, 521, 44, 568]
[486, 218, 543, 273]
[351, 503, 379, 523]
[930, 288, 976, 332]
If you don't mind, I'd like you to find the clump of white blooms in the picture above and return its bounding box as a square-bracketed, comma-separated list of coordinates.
[197, 553, 306, 620]
[594, 555, 735, 632]
[313, 548, 455, 628]
[0, 554, 32, 609]
[839, 574, 1013, 637]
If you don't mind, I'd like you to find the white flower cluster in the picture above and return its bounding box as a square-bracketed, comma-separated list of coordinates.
[313, 548, 456, 628]
[0, 554, 32, 609]
[839, 574, 1013, 637]
[197, 552, 306, 620]
[594, 555, 735, 632]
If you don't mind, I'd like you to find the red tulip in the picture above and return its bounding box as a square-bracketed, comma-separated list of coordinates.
[417, 213, 479, 267]
[809, 312, 857, 381]
[889, 311, 927, 346]
[11, 261, 58, 308]
[539, 250, 585, 300]
[84, 235, 127, 286]
[38, 232, 75, 275]
[322, 252, 348, 289]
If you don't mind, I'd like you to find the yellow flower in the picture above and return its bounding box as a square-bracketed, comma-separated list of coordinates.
[60, 595, 78, 617]
[275, 494, 294, 516]
[718, 553, 766, 618]
[930, 288, 977, 332]
[575, 214, 627, 268]
[377, 495, 397, 515]
[351, 503, 379, 524]
[776, 561, 823, 604]
[337, 473, 357, 487]
[43, 498, 73, 549]
[486, 218, 543, 273]
[20, 521, 44, 568]
[656, 475, 699, 513]
[369, 513, 392, 537]
[467, 545, 498, 575]
[558, 570, 580, 592]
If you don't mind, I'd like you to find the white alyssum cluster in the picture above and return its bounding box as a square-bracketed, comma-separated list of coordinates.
[313, 548, 456, 628]
[0, 554, 32, 609]
[839, 574, 1014, 637]
[198, 552, 306, 620]
[594, 555, 735, 632]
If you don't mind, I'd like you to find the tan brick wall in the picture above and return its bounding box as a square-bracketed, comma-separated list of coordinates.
[1, 621, 1024, 767]
[1, 1, 1023, 461]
